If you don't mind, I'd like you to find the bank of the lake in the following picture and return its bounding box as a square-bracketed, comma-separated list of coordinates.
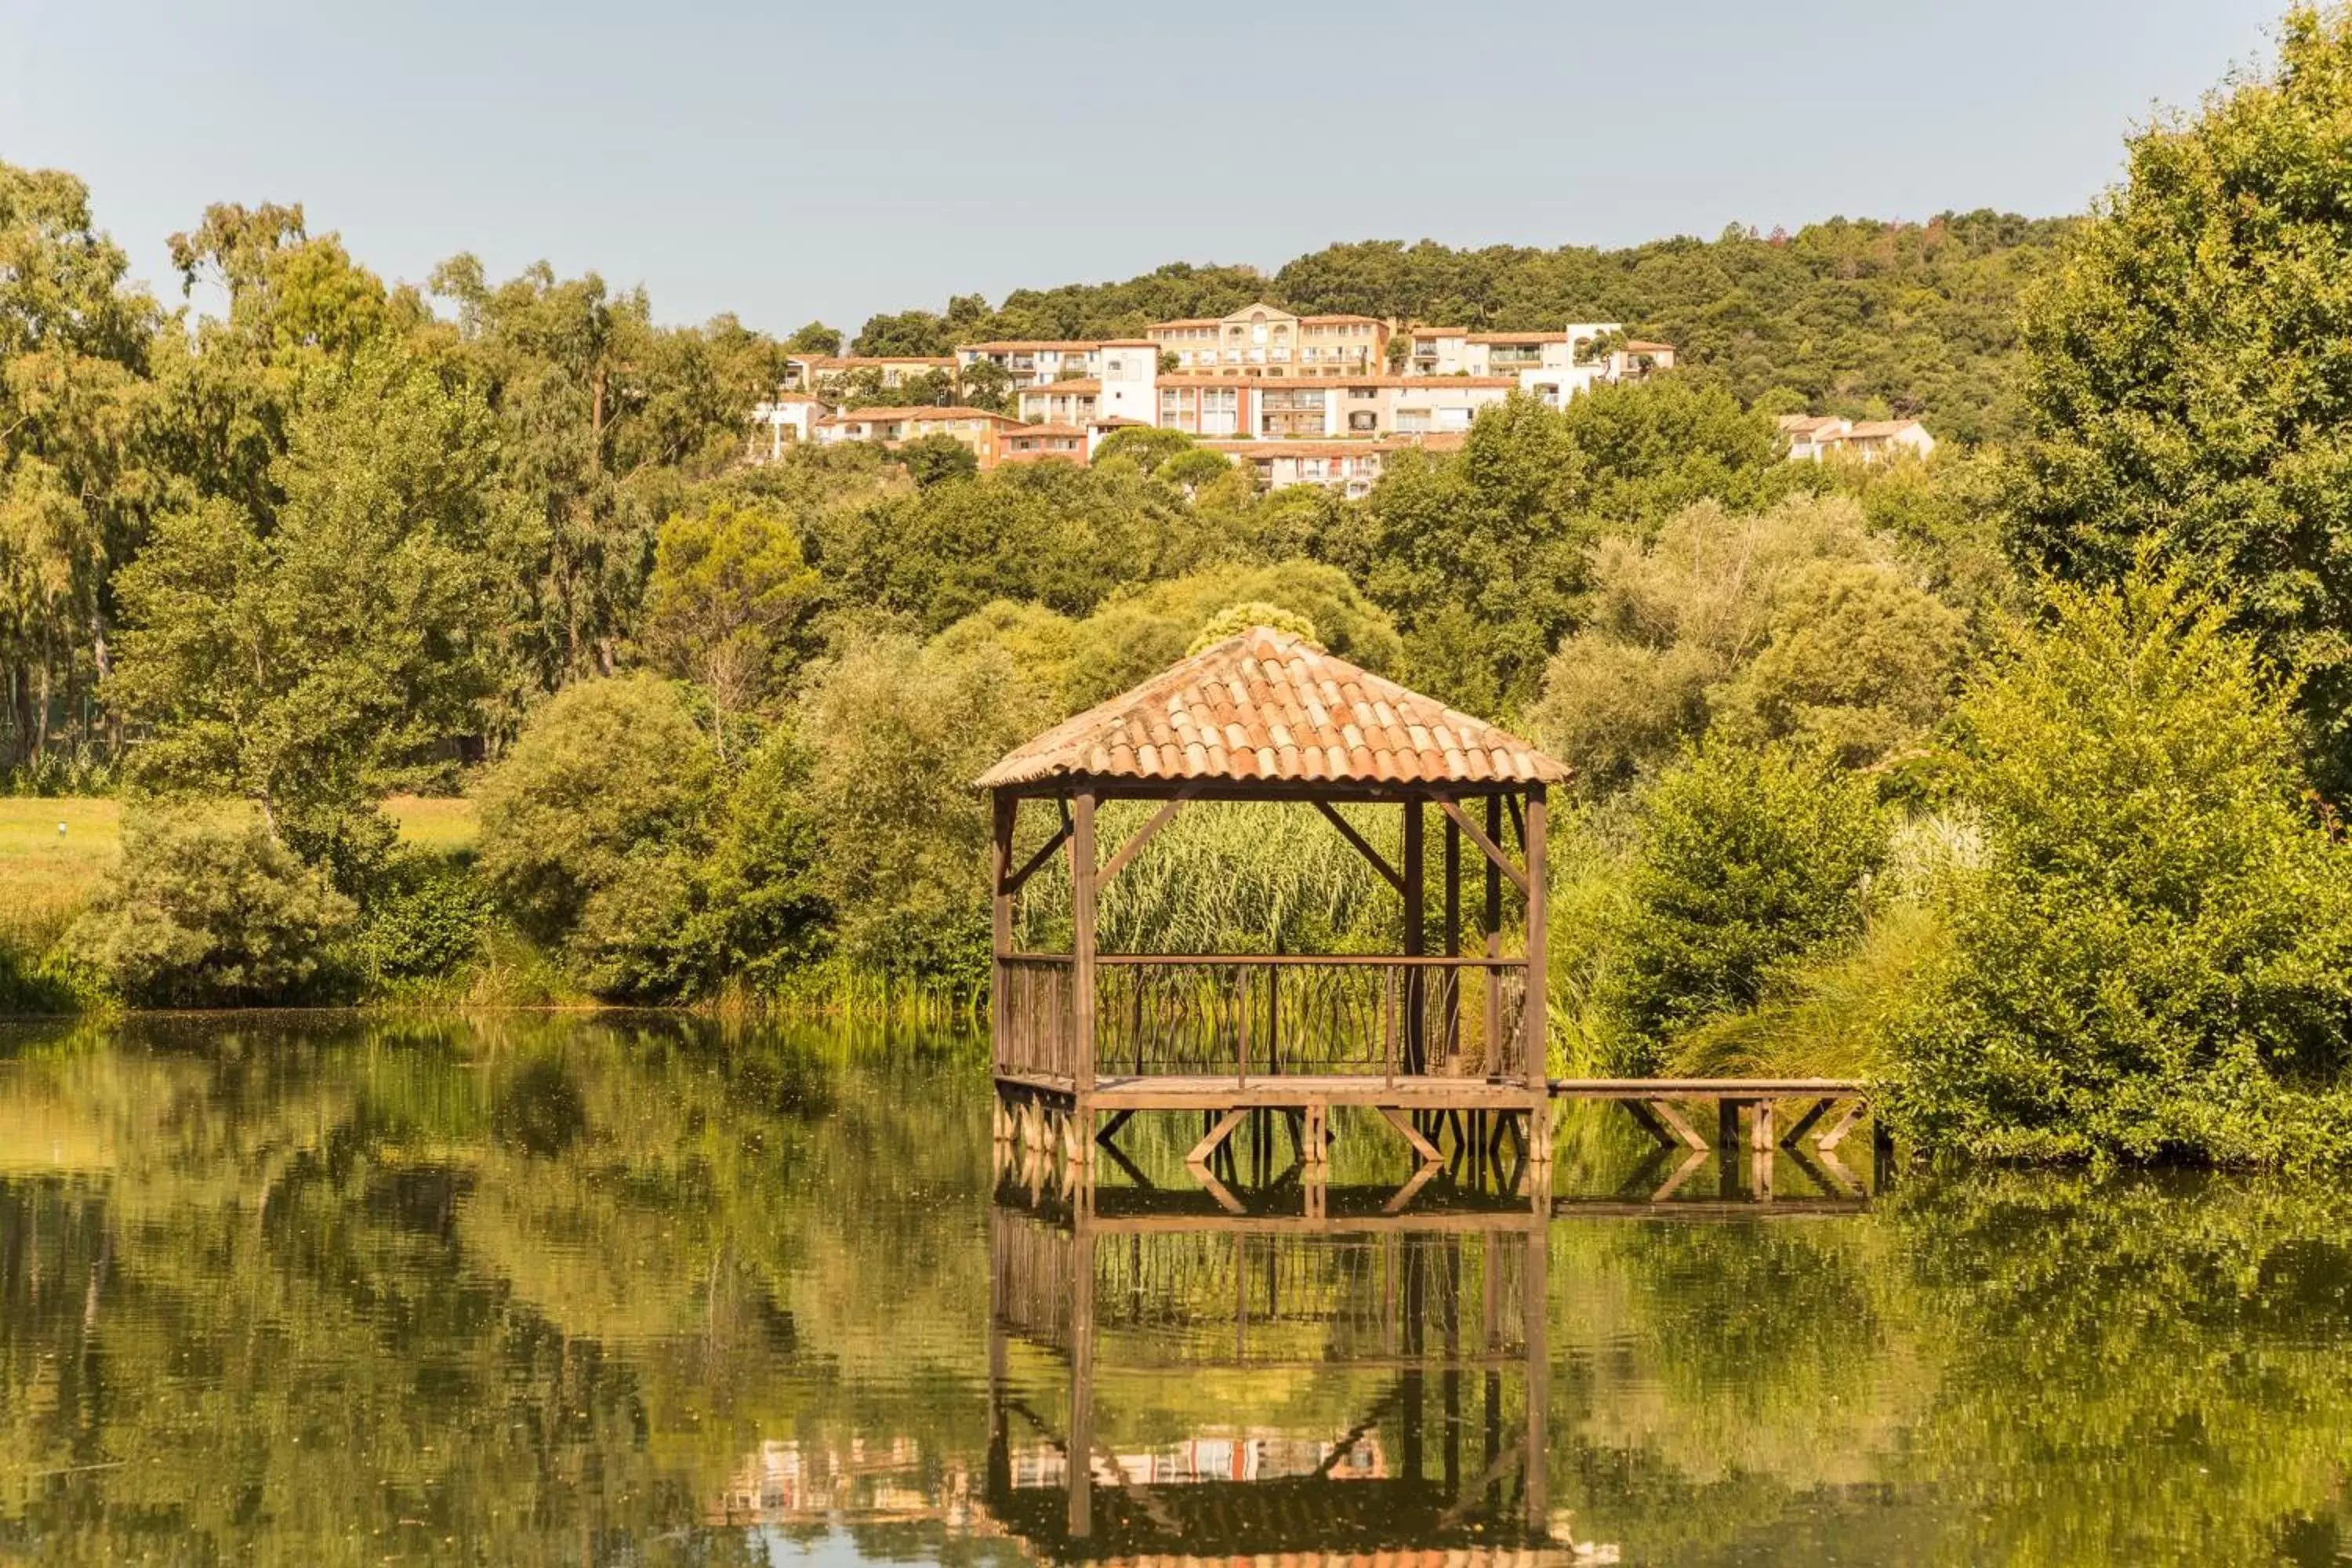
[4, 1012, 2350, 1564]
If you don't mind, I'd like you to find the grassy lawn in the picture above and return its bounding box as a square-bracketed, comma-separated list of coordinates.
[0, 794, 480, 909]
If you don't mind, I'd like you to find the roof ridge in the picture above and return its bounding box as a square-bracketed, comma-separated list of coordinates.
[974, 625, 1570, 789]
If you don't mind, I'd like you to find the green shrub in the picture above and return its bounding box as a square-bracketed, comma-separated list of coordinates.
[1605, 739, 1886, 1065]
[352, 851, 496, 982]
[64, 807, 358, 1006]
[476, 676, 718, 943]
[1885, 569, 2352, 1166]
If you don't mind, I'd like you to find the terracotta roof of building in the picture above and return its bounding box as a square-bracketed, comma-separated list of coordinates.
[1841, 419, 1926, 439]
[1776, 414, 1845, 434]
[975, 626, 1569, 789]
[825, 405, 1024, 426]
[1146, 318, 1222, 331]
[960, 339, 1101, 353]
[1468, 331, 1569, 345]
[792, 354, 956, 369]
[1361, 376, 1519, 390]
[1410, 326, 1472, 337]
[1624, 339, 1675, 354]
[1301, 314, 1385, 326]
[1017, 379, 1102, 396]
[1101, 337, 1158, 347]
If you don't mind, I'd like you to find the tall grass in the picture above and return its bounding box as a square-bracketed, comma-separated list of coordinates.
[1668, 902, 1945, 1080]
[1018, 800, 1395, 955]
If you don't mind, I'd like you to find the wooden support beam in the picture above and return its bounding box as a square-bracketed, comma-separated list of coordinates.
[1379, 1106, 1445, 1166]
[1622, 1099, 1678, 1149]
[1780, 1097, 1835, 1149]
[1315, 800, 1404, 893]
[1816, 1097, 1870, 1153]
[1650, 1146, 1709, 1202]
[1436, 800, 1528, 894]
[1185, 1107, 1250, 1167]
[1523, 785, 1548, 1086]
[1000, 820, 1071, 898]
[1646, 1098, 1708, 1151]
[1096, 788, 1196, 887]
[1403, 800, 1425, 1075]
[1071, 793, 1098, 1094]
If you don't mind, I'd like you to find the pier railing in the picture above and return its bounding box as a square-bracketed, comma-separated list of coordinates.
[996, 954, 1530, 1087]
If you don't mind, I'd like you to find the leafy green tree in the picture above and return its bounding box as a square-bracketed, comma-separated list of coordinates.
[2009, 6, 2352, 788]
[849, 309, 949, 357]
[64, 804, 357, 1005]
[1886, 568, 2352, 1165]
[0, 161, 162, 779]
[1711, 561, 1964, 767]
[110, 346, 504, 880]
[783, 319, 842, 354]
[1533, 495, 1962, 790]
[796, 630, 1047, 982]
[1060, 561, 1403, 710]
[641, 499, 821, 752]
[1328, 386, 1782, 717]
[1606, 739, 1887, 1061]
[474, 676, 717, 963]
[896, 432, 978, 488]
[1092, 425, 1197, 474]
[956, 358, 1014, 413]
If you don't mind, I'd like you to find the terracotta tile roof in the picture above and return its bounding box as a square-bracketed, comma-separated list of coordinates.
[826, 405, 1025, 426]
[959, 339, 1101, 353]
[1842, 419, 1926, 438]
[1016, 379, 1102, 396]
[1101, 337, 1159, 347]
[791, 354, 956, 369]
[1624, 339, 1676, 353]
[975, 626, 1570, 789]
[1468, 330, 1568, 345]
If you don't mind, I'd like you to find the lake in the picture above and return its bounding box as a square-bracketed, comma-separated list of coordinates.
[2, 1014, 2350, 1566]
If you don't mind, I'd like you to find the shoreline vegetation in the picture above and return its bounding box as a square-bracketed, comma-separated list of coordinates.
[8, 7, 2352, 1167]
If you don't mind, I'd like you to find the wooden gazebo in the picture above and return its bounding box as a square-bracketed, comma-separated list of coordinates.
[977, 626, 1570, 1176]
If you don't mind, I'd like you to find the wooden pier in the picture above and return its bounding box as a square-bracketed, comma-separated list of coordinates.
[977, 626, 1886, 1202]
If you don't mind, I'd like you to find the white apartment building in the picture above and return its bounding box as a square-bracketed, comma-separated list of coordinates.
[1777, 414, 1936, 463]
[1399, 322, 1677, 404]
[746, 392, 826, 461]
[784, 354, 956, 394]
[1201, 434, 1466, 498]
[811, 405, 1028, 468]
[1147, 303, 1388, 378]
[953, 340, 1102, 389]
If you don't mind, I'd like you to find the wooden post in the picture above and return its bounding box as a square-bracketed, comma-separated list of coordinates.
[1069, 790, 1098, 1096]
[1403, 799, 1425, 1074]
[991, 791, 1016, 1076]
[1443, 809, 1461, 1065]
[1067, 1223, 1096, 1539]
[1523, 1221, 1548, 1534]
[1483, 795, 1502, 1076]
[1523, 785, 1548, 1087]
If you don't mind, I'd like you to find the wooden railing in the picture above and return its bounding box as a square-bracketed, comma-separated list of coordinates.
[995, 954, 1530, 1086]
[996, 956, 1080, 1081]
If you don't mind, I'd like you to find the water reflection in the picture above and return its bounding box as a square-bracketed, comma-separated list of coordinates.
[2, 1016, 2350, 1564]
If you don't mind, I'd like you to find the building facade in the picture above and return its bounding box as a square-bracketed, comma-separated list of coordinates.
[785, 354, 956, 394]
[1202, 434, 1465, 497]
[954, 341, 1102, 389]
[811, 405, 1028, 468]
[1146, 303, 1388, 379]
[1777, 414, 1936, 462]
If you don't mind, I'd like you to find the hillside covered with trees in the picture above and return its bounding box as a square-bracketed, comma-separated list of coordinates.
[846, 212, 2072, 445]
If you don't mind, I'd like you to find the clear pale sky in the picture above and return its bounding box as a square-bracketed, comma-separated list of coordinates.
[1, 0, 2285, 334]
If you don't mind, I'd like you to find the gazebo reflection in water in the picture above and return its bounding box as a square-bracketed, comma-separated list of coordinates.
[984, 1172, 1569, 1563]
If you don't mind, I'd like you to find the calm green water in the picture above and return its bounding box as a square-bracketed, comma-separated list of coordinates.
[3, 1014, 2350, 1566]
